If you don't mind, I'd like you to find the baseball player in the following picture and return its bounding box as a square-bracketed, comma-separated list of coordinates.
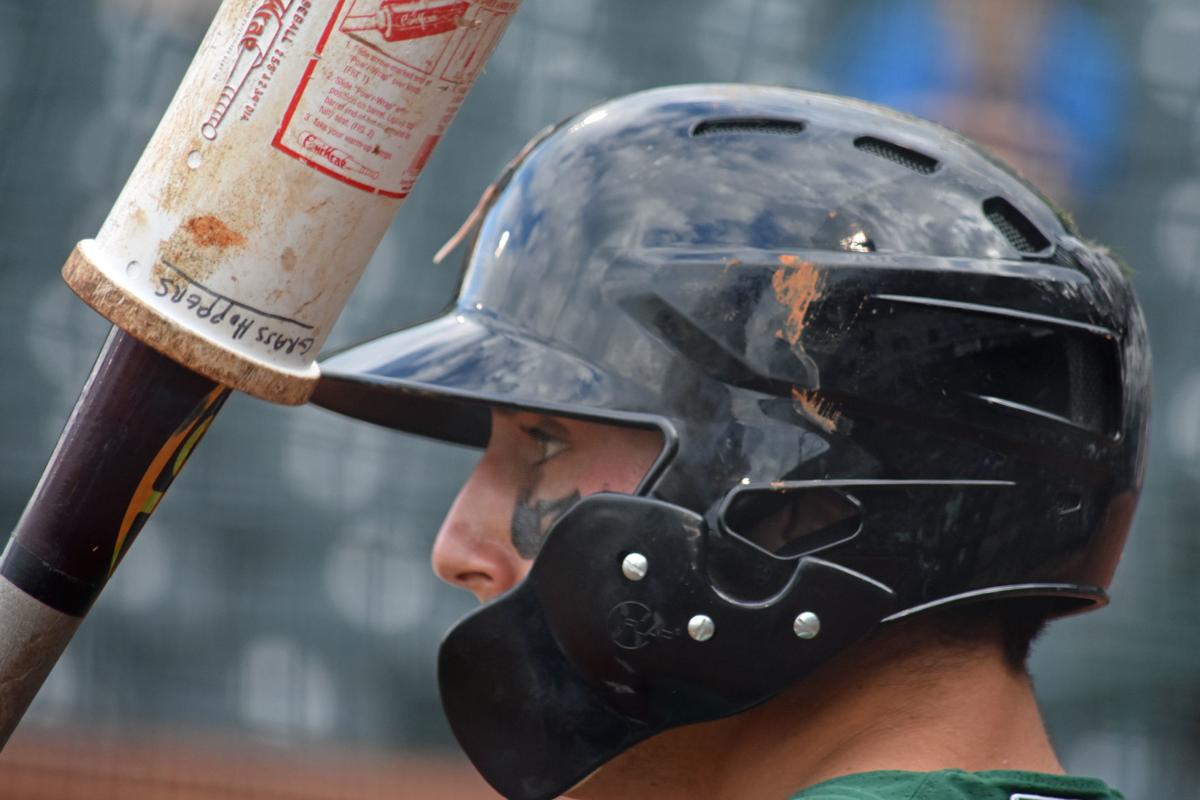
[311, 85, 1150, 800]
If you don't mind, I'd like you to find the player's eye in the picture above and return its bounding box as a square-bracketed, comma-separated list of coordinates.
[522, 425, 568, 465]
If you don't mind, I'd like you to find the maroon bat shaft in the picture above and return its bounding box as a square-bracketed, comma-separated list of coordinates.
[0, 328, 229, 742]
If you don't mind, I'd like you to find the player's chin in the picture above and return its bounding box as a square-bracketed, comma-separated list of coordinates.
[563, 759, 628, 800]
[560, 744, 645, 799]
[558, 726, 703, 799]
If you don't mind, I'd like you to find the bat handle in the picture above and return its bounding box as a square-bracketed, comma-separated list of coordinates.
[0, 571, 82, 745]
[0, 328, 229, 747]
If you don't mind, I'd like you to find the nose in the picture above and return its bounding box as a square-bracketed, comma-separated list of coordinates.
[431, 458, 526, 603]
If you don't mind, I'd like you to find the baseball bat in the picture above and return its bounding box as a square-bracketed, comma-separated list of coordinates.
[0, 0, 521, 746]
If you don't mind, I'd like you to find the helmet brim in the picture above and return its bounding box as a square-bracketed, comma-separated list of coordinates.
[312, 310, 649, 448]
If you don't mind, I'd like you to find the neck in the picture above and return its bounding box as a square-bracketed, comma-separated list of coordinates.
[570, 622, 1063, 800]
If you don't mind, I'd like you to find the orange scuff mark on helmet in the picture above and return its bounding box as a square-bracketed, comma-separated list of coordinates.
[791, 387, 841, 434]
[775, 255, 837, 431]
[772, 255, 824, 349]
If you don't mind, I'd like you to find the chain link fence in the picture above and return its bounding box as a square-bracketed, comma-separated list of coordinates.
[0, 0, 1195, 796]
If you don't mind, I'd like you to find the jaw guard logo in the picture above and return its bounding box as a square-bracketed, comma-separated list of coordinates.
[607, 601, 679, 651]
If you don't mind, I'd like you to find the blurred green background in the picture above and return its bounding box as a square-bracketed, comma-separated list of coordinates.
[0, 0, 1195, 797]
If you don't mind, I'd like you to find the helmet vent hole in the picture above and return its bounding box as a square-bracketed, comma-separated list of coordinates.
[952, 328, 1118, 434]
[691, 117, 807, 137]
[723, 486, 862, 558]
[983, 197, 1052, 254]
[853, 136, 939, 174]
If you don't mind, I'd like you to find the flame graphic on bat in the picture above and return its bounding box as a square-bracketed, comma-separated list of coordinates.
[202, 0, 298, 141]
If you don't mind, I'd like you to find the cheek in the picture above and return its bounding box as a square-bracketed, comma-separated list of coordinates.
[561, 433, 662, 498]
[533, 458, 621, 500]
[512, 558, 536, 584]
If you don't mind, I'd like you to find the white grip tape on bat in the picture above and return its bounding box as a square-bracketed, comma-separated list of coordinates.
[63, 0, 521, 405]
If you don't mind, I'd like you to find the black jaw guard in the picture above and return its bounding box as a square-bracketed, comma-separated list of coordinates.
[438, 494, 895, 800]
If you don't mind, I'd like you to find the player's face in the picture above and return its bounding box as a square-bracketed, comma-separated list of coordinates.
[431, 410, 663, 603]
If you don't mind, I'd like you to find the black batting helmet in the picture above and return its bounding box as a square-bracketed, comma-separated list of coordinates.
[312, 85, 1151, 800]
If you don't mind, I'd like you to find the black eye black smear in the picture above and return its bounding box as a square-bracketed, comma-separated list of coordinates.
[510, 487, 581, 559]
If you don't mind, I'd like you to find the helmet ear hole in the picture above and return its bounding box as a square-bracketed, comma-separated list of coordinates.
[722, 486, 862, 558]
